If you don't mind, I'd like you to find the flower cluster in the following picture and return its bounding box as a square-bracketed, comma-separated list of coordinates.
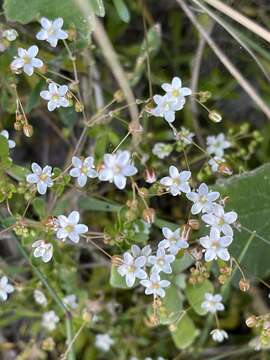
[151, 77, 192, 123]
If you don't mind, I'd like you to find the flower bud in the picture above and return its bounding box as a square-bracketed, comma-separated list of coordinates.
[239, 278, 250, 292]
[23, 124, 33, 137]
[113, 90, 125, 103]
[246, 315, 257, 328]
[188, 219, 200, 230]
[143, 208, 155, 224]
[218, 163, 233, 176]
[138, 187, 149, 198]
[3, 29, 18, 41]
[111, 255, 122, 267]
[75, 101, 84, 112]
[128, 121, 143, 135]
[209, 110, 222, 123]
[82, 308, 92, 323]
[144, 168, 156, 184]
[14, 121, 22, 131]
[42, 337, 55, 351]
[190, 247, 203, 261]
[198, 91, 211, 103]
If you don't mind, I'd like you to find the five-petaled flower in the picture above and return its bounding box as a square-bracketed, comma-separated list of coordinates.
[199, 227, 233, 262]
[206, 133, 231, 157]
[95, 333, 114, 352]
[98, 150, 137, 190]
[161, 77, 192, 102]
[187, 183, 220, 215]
[56, 211, 88, 243]
[210, 329, 228, 343]
[148, 247, 175, 274]
[0, 276, 14, 301]
[0, 129, 16, 149]
[151, 94, 185, 123]
[160, 166, 191, 196]
[117, 251, 147, 287]
[201, 292, 224, 314]
[202, 204, 238, 236]
[10, 45, 43, 76]
[40, 82, 69, 112]
[42, 310, 59, 331]
[69, 156, 98, 187]
[63, 294, 78, 310]
[32, 240, 53, 263]
[140, 272, 170, 298]
[26, 162, 53, 195]
[158, 227, 189, 255]
[36, 17, 68, 47]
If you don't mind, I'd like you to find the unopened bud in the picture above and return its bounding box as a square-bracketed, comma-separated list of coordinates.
[23, 124, 33, 137]
[218, 163, 233, 176]
[82, 308, 92, 323]
[111, 255, 122, 267]
[126, 199, 139, 209]
[113, 90, 125, 103]
[138, 187, 149, 198]
[14, 121, 22, 131]
[75, 101, 84, 112]
[144, 168, 156, 184]
[68, 28, 76, 41]
[209, 110, 222, 123]
[190, 247, 203, 261]
[188, 219, 200, 230]
[143, 207, 155, 224]
[42, 337, 55, 351]
[3, 29, 18, 41]
[239, 278, 250, 292]
[198, 91, 211, 103]
[246, 315, 257, 328]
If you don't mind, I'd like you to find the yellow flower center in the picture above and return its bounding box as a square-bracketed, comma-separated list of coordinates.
[172, 89, 180, 97]
[39, 173, 48, 181]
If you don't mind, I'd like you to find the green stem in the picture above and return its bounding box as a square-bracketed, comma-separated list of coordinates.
[14, 237, 76, 360]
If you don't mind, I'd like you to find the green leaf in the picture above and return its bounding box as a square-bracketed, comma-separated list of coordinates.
[171, 254, 194, 273]
[6, 164, 29, 181]
[110, 265, 129, 289]
[186, 280, 214, 315]
[0, 135, 9, 159]
[79, 196, 122, 212]
[170, 313, 199, 349]
[158, 285, 183, 325]
[131, 24, 162, 86]
[3, 0, 95, 45]
[90, 0, 105, 17]
[112, 0, 130, 23]
[32, 198, 47, 219]
[214, 163, 270, 280]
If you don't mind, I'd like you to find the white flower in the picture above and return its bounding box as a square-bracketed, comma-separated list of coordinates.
[206, 134, 231, 157]
[69, 156, 98, 187]
[40, 82, 69, 112]
[208, 156, 225, 173]
[160, 166, 191, 196]
[202, 204, 238, 236]
[32, 240, 53, 263]
[98, 150, 137, 190]
[34, 290, 48, 306]
[3, 29, 18, 41]
[152, 142, 172, 159]
[201, 292, 224, 314]
[199, 228, 233, 262]
[210, 329, 228, 343]
[0, 130, 16, 149]
[117, 252, 147, 287]
[148, 247, 175, 274]
[63, 294, 78, 310]
[10, 45, 43, 76]
[151, 94, 185, 123]
[186, 183, 220, 215]
[162, 77, 192, 101]
[56, 211, 88, 243]
[158, 227, 189, 255]
[0, 276, 14, 301]
[26, 162, 53, 195]
[179, 126, 195, 145]
[95, 333, 114, 352]
[42, 310, 59, 331]
[36, 17, 68, 47]
[140, 272, 170, 298]
[131, 244, 152, 266]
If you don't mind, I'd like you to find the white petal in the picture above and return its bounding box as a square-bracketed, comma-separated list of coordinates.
[37, 182, 48, 195]
[205, 249, 217, 262]
[68, 211, 80, 225]
[77, 174, 87, 187]
[23, 64, 34, 76]
[26, 173, 38, 184]
[32, 58, 43, 68]
[75, 224, 88, 234]
[41, 17, 52, 29]
[36, 29, 48, 40]
[28, 45, 39, 58]
[114, 175, 126, 190]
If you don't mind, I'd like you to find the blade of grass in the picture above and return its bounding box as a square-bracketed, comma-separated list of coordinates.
[202, 0, 270, 44]
[191, 0, 270, 83]
[176, 0, 270, 120]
